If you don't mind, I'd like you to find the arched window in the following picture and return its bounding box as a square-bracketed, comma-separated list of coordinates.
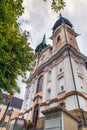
[57, 35, 60, 42]
[32, 104, 39, 127]
[37, 75, 43, 93]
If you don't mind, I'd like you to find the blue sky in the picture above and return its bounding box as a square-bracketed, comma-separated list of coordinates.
[15, 0, 87, 99]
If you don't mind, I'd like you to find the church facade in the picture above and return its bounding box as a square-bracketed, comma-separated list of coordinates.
[20, 14, 87, 129]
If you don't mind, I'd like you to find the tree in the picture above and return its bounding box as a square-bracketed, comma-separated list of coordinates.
[43, 0, 65, 12]
[0, 0, 34, 94]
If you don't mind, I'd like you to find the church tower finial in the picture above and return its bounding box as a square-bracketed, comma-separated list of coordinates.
[59, 13, 62, 18]
[35, 34, 47, 53]
[42, 34, 46, 45]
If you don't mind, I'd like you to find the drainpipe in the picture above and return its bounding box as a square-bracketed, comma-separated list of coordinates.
[78, 121, 82, 130]
[68, 49, 80, 108]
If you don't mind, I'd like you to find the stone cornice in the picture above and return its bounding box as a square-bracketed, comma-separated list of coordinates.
[41, 106, 78, 121]
[19, 107, 32, 116]
[26, 44, 87, 83]
[51, 23, 78, 39]
[65, 25, 78, 37]
[66, 91, 87, 100]
[20, 90, 87, 116]
[33, 95, 42, 102]
[40, 90, 87, 106]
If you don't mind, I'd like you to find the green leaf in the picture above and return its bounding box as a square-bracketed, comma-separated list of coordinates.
[0, 0, 35, 94]
[43, 0, 66, 12]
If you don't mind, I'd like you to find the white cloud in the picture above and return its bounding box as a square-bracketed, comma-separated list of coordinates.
[19, 0, 87, 55]
[15, 76, 26, 99]
[17, 0, 87, 99]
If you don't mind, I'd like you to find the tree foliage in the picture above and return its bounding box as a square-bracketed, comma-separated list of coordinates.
[0, 0, 34, 94]
[43, 0, 65, 12]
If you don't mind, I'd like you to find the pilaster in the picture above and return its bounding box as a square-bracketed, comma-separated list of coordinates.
[42, 71, 48, 102]
[51, 65, 57, 99]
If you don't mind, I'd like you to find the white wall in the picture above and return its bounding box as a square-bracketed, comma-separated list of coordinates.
[21, 86, 30, 111]
[42, 72, 48, 102]
[66, 95, 86, 111]
[66, 95, 78, 110]
[61, 27, 67, 45]
[71, 58, 82, 92]
[63, 56, 74, 92]
[39, 106, 45, 117]
[50, 102, 57, 108]
[51, 65, 57, 99]
[21, 81, 35, 112]
[79, 96, 87, 111]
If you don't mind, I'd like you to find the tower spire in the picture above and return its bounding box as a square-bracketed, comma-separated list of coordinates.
[42, 34, 46, 45]
[59, 13, 62, 18]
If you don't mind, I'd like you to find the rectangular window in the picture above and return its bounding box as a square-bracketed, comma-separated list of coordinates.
[47, 71, 51, 81]
[46, 71, 51, 101]
[26, 87, 30, 99]
[58, 77, 65, 93]
[78, 76, 83, 89]
[46, 81, 51, 101]
[75, 61, 81, 74]
[57, 61, 63, 74]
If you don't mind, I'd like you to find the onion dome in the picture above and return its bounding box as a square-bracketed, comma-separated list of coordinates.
[35, 34, 47, 53]
[53, 14, 73, 31]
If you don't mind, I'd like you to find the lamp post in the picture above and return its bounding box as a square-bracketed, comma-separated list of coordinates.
[0, 100, 11, 127]
[6, 108, 14, 130]
[0, 93, 13, 128]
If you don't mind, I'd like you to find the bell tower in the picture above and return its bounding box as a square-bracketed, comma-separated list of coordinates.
[50, 14, 87, 114]
[51, 14, 80, 53]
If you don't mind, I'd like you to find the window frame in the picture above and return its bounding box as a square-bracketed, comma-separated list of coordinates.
[36, 75, 43, 93]
[58, 76, 65, 93]
[57, 35, 60, 43]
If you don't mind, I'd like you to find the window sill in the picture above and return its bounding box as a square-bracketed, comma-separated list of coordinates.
[58, 90, 66, 94]
[36, 91, 42, 94]
[46, 99, 50, 102]
[81, 89, 87, 94]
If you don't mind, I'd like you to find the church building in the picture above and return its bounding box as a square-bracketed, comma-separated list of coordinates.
[20, 14, 87, 130]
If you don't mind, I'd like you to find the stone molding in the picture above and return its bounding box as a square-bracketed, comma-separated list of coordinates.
[19, 90, 87, 116]
[40, 90, 87, 106]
